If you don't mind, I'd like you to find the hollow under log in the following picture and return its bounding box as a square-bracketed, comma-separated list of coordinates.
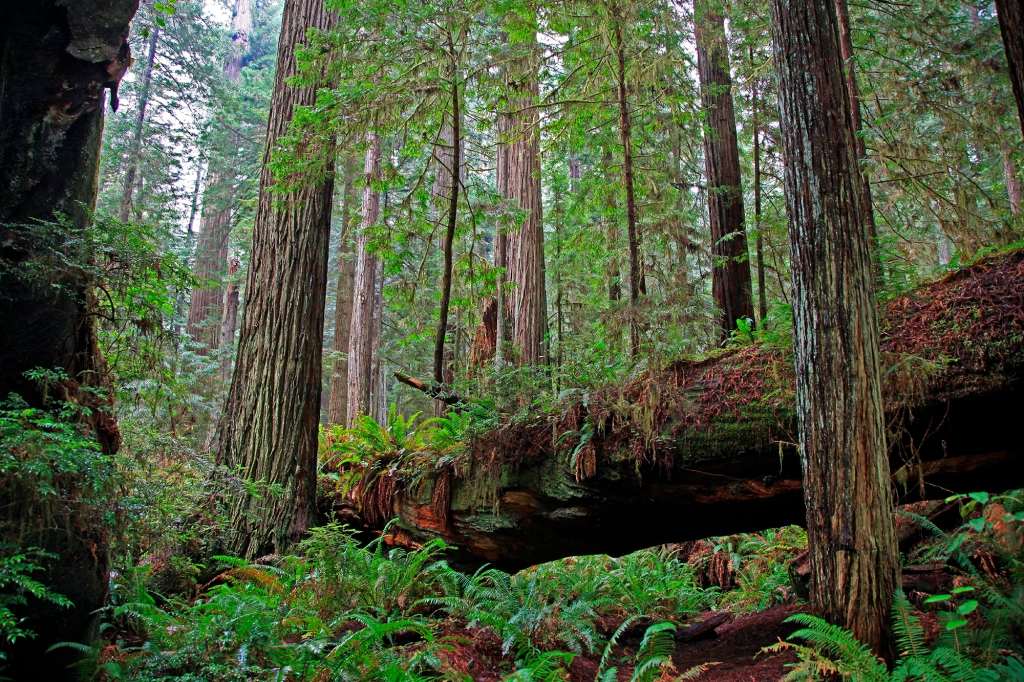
[324, 250, 1024, 571]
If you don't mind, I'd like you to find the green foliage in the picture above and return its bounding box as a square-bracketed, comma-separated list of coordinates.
[766, 591, 1021, 681]
[595, 620, 717, 682]
[0, 546, 72, 654]
[0, 397, 117, 536]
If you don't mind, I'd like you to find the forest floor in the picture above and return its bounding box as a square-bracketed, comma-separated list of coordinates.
[437, 602, 805, 681]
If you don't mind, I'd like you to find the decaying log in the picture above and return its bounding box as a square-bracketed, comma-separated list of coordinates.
[675, 611, 732, 643]
[326, 251, 1024, 571]
[394, 372, 464, 406]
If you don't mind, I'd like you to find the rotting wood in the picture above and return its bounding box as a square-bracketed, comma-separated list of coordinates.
[323, 250, 1024, 571]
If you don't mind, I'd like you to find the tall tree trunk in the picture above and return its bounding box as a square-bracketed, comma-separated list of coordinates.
[770, 0, 899, 658]
[434, 79, 461, 384]
[750, 54, 768, 324]
[0, 1, 134, 675]
[503, 44, 547, 366]
[1003, 141, 1022, 215]
[603, 146, 622, 303]
[327, 156, 357, 425]
[187, 0, 251, 353]
[347, 133, 381, 426]
[371, 266, 387, 422]
[187, 173, 231, 353]
[119, 24, 159, 222]
[218, 253, 240, 379]
[495, 111, 511, 367]
[612, 14, 641, 356]
[995, 0, 1024, 137]
[216, 0, 338, 559]
[834, 0, 880, 276]
[694, 1, 755, 338]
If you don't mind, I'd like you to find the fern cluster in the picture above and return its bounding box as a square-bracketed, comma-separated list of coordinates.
[767, 591, 1024, 681]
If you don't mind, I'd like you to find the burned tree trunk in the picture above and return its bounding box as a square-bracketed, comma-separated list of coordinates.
[0, 0, 136, 676]
[347, 133, 381, 427]
[694, 1, 755, 337]
[327, 156, 357, 426]
[770, 0, 898, 657]
[216, 0, 338, 559]
[995, 0, 1024, 137]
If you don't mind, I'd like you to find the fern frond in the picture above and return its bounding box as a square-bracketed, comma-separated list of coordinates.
[892, 589, 927, 660]
[677, 661, 720, 680]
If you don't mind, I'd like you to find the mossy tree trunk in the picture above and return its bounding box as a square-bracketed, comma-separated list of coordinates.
[0, 0, 136, 676]
[694, 0, 755, 337]
[216, 0, 338, 559]
[770, 0, 899, 658]
[612, 10, 642, 356]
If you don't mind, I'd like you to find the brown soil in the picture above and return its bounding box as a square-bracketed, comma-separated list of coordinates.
[564, 603, 805, 682]
[669, 604, 804, 682]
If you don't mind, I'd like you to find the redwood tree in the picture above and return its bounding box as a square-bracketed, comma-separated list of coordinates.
[216, 0, 338, 559]
[187, 0, 252, 353]
[327, 155, 357, 425]
[995, 0, 1024, 136]
[834, 0, 879, 273]
[0, 0, 135, 675]
[347, 133, 381, 426]
[694, 0, 754, 337]
[770, 0, 899, 657]
[502, 44, 547, 366]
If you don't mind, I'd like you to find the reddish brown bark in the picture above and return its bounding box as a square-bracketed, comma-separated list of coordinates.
[347, 133, 381, 426]
[503, 48, 547, 366]
[770, 0, 899, 657]
[834, 0, 879, 275]
[216, 0, 338, 559]
[750, 52, 768, 323]
[995, 0, 1024, 137]
[694, 2, 754, 337]
[187, 170, 231, 353]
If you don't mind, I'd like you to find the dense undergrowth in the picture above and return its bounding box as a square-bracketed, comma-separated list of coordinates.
[5, 250, 1024, 679]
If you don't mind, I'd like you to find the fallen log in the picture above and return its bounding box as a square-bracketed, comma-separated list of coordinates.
[394, 372, 464, 406]
[675, 612, 732, 643]
[326, 250, 1024, 571]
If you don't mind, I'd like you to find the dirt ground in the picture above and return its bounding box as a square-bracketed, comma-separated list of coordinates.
[565, 603, 805, 682]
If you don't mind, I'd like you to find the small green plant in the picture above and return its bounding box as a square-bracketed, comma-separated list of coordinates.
[764, 590, 1020, 681]
[0, 545, 72, 653]
[595, 620, 717, 682]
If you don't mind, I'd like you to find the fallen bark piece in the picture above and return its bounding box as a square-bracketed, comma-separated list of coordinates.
[675, 611, 732, 643]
